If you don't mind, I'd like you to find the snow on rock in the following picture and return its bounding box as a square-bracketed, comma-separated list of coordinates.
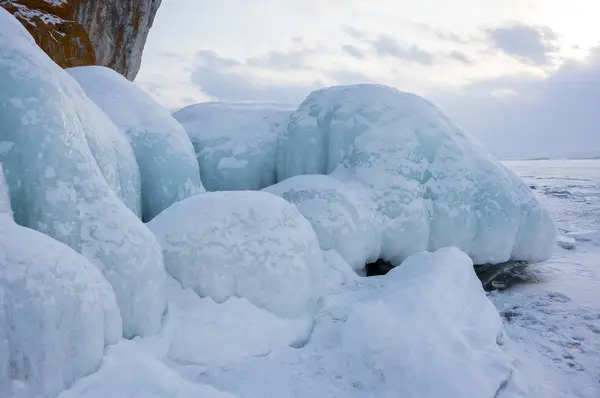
[0, 167, 122, 398]
[173, 102, 292, 191]
[147, 191, 324, 317]
[277, 84, 557, 265]
[264, 174, 381, 271]
[68, 66, 204, 221]
[0, 8, 166, 338]
[57, 341, 240, 398]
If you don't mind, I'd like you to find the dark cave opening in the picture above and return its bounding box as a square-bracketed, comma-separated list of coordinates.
[365, 258, 395, 277]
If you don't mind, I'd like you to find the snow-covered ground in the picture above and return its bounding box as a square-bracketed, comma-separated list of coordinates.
[494, 159, 600, 398]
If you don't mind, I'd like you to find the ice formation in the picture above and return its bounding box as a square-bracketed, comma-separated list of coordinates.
[147, 191, 324, 317]
[0, 167, 122, 398]
[0, 8, 166, 338]
[277, 84, 557, 265]
[264, 174, 381, 271]
[68, 66, 204, 221]
[173, 102, 292, 191]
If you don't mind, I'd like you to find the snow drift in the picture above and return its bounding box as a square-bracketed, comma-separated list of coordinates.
[276, 84, 557, 265]
[0, 8, 166, 338]
[68, 66, 204, 221]
[0, 167, 122, 398]
[173, 102, 292, 191]
[197, 248, 515, 398]
[147, 191, 324, 318]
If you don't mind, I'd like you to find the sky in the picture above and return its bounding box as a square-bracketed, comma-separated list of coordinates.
[136, 0, 600, 159]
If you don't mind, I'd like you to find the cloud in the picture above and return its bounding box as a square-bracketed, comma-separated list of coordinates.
[450, 51, 472, 64]
[247, 48, 320, 70]
[372, 35, 433, 65]
[485, 23, 559, 66]
[434, 46, 600, 159]
[342, 44, 365, 59]
[190, 50, 323, 104]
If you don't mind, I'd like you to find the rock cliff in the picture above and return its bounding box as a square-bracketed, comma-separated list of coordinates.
[0, 0, 161, 80]
[74, 0, 162, 80]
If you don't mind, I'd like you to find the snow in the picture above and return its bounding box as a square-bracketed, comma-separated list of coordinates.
[277, 84, 557, 265]
[0, 9, 166, 338]
[147, 191, 324, 318]
[264, 174, 381, 271]
[173, 102, 292, 191]
[68, 66, 204, 221]
[193, 248, 514, 398]
[489, 159, 600, 398]
[0, 167, 122, 398]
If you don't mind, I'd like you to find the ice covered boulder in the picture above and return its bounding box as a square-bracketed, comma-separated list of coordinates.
[0, 8, 166, 338]
[264, 174, 381, 271]
[341, 247, 513, 397]
[147, 191, 324, 317]
[68, 66, 204, 221]
[173, 102, 292, 191]
[277, 84, 556, 265]
[0, 167, 122, 398]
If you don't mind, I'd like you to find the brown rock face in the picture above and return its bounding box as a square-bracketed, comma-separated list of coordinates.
[1, 0, 162, 80]
[0, 0, 96, 68]
[75, 0, 162, 80]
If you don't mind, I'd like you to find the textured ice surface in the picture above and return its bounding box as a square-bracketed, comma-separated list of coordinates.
[277, 84, 557, 264]
[173, 102, 292, 191]
[0, 9, 166, 338]
[264, 174, 381, 270]
[68, 66, 204, 221]
[0, 167, 122, 398]
[148, 191, 324, 317]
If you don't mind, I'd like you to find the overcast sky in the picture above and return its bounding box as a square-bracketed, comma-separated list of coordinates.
[136, 0, 600, 159]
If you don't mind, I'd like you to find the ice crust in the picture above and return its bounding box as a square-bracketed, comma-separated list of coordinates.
[0, 166, 122, 398]
[68, 66, 204, 221]
[173, 102, 292, 191]
[0, 8, 166, 338]
[276, 84, 557, 265]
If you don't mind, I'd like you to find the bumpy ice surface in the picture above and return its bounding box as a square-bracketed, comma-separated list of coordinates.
[0, 167, 122, 398]
[173, 102, 292, 191]
[147, 191, 324, 317]
[277, 84, 557, 265]
[0, 9, 166, 338]
[68, 66, 204, 221]
[264, 174, 381, 271]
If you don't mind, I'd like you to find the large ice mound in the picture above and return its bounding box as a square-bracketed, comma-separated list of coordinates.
[0, 8, 166, 338]
[173, 102, 292, 191]
[0, 167, 122, 398]
[148, 191, 324, 317]
[68, 66, 205, 221]
[276, 84, 557, 265]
